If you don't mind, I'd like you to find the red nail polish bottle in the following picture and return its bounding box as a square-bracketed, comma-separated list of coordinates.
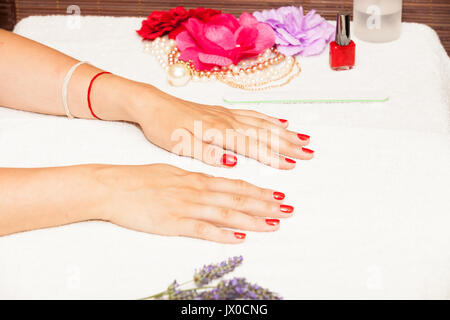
[330, 13, 355, 71]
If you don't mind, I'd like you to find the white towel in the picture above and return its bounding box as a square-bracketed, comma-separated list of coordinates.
[0, 16, 449, 299]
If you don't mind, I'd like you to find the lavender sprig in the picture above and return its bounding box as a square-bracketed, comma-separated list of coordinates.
[196, 278, 282, 300]
[168, 280, 200, 300]
[140, 256, 282, 300]
[193, 256, 243, 286]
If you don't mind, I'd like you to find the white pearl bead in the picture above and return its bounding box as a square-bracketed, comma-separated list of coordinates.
[167, 63, 191, 86]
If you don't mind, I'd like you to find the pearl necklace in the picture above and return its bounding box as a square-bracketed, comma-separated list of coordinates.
[144, 36, 301, 90]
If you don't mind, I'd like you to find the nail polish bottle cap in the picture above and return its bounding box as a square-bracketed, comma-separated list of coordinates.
[335, 13, 351, 46]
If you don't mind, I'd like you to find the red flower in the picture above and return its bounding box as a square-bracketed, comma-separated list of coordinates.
[137, 7, 221, 41]
[176, 13, 275, 71]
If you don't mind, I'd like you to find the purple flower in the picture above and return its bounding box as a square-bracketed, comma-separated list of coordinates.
[166, 280, 199, 300]
[193, 256, 243, 286]
[197, 278, 282, 300]
[253, 6, 335, 56]
[142, 256, 283, 300]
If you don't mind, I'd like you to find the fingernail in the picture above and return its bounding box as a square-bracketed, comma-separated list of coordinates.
[297, 133, 310, 141]
[279, 119, 288, 124]
[285, 158, 296, 164]
[280, 205, 294, 214]
[266, 219, 280, 226]
[302, 147, 314, 154]
[273, 191, 285, 200]
[221, 154, 237, 167]
[234, 232, 246, 240]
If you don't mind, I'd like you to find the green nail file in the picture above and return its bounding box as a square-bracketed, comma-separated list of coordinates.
[223, 91, 390, 104]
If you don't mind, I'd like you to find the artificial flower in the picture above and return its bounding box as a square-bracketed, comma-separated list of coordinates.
[137, 6, 221, 41]
[176, 13, 275, 71]
[253, 6, 335, 56]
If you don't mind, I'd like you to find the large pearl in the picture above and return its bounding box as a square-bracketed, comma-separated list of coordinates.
[167, 63, 191, 86]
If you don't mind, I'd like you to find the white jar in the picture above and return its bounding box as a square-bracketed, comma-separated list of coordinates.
[353, 0, 403, 42]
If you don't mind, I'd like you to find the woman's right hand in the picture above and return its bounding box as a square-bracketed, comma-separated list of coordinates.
[92, 164, 293, 244]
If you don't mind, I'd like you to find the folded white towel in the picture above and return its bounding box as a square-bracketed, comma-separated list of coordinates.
[0, 16, 449, 299]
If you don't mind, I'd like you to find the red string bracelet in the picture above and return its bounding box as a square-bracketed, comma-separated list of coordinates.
[87, 71, 111, 120]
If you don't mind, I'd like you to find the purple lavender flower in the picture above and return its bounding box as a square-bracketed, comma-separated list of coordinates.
[253, 6, 335, 56]
[193, 256, 243, 286]
[197, 277, 282, 300]
[165, 280, 199, 300]
[142, 256, 283, 300]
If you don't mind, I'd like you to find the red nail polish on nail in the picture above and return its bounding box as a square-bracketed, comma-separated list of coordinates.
[280, 205, 294, 214]
[279, 119, 288, 123]
[273, 191, 285, 200]
[234, 232, 246, 239]
[302, 147, 314, 154]
[297, 133, 310, 141]
[221, 154, 237, 167]
[266, 219, 280, 226]
[285, 158, 296, 164]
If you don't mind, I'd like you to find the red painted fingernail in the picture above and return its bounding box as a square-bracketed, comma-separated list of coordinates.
[297, 133, 310, 141]
[302, 147, 314, 154]
[273, 191, 285, 200]
[266, 219, 280, 226]
[234, 232, 246, 240]
[280, 205, 294, 214]
[221, 154, 237, 167]
[285, 158, 296, 164]
[279, 119, 288, 123]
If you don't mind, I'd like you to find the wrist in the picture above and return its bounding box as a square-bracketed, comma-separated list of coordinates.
[92, 75, 139, 122]
[125, 82, 167, 125]
[68, 164, 112, 222]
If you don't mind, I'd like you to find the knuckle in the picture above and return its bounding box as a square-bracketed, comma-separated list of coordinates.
[251, 216, 260, 229]
[217, 207, 231, 220]
[194, 222, 209, 237]
[255, 188, 266, 199]
[266, 202, 277, 213]
[236, 179, 248, 191]
[232, 194, 247, 207]
[256, 118, 267, 127]
[190, 173, 208, 189]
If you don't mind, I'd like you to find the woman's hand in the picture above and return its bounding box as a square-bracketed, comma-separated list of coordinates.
[127, 86, 314, 170]
[93, 164, 293, 244]
[0, 30, 313, 170]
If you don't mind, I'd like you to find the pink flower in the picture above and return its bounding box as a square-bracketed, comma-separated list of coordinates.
[176, 13, 275, 71]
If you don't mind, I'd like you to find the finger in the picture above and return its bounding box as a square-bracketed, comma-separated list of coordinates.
[204, 176, 285, 202]
[183, 203, 281, 232]
[171, 132, 238, 168]
[231, 109, 289, 128]
[181, 190, 293, 218]
[176, 218, 246, 244]
[194, 122, 296, 169]
[229, 121, 314, 160]
[233, 115, 311, 146]
[206, 177, 287, 202]
[225, 131, 297, 169]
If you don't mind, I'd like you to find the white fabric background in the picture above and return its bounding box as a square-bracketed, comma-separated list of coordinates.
[0, 16, 449, 299]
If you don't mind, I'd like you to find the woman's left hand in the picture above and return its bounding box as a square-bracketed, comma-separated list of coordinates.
[128, 86, 314, 170]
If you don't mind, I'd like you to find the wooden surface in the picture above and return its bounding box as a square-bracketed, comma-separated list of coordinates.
[2, 1, 450, 55]
[0, 0, 16, 31]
